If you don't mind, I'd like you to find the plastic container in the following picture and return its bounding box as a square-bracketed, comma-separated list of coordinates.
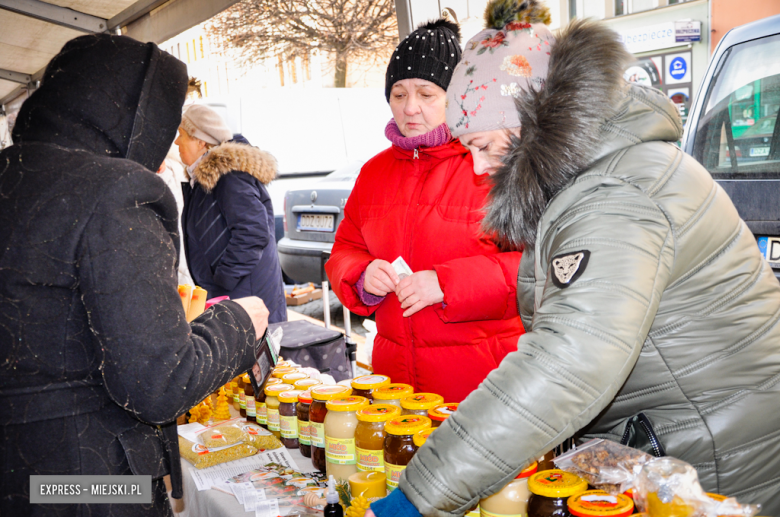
[297, 391, 313, 458]
[264, 383, 294, 439]
[428, 403, 459, 428]
[355, 404, 401, 473]
[255, 377, 282, 428]
[324, 396, 370, 481]
[351, 375, 391, 401]
[527, 470, 588, 517]
[400, 393, 444, 417]
[479, 462, 539, 517]
[567, 490, 634, 517]
[371, 383, 414, 407]
[310, 385, 353, 473]
[279, 390, 304, 448]
[383, 416, 432, 492]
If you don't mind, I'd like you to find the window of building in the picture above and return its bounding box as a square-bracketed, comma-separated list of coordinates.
[569, 0, 577, 19]
[615, 0, 626, 16]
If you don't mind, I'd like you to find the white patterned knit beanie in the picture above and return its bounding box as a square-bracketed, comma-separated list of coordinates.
[181, 104, 232, 145]
[446, 0, 554, 137]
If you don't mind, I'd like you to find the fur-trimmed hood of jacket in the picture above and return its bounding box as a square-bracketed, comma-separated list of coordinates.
[190, 142, 278, 192]
[483, 19, 683, 249]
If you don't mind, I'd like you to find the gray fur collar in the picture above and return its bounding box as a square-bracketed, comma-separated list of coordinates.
[191, 142, 278, 193]
[483, 20, 637, 250]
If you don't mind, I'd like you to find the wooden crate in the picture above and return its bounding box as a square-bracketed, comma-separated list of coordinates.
[285, 288, 323, 306]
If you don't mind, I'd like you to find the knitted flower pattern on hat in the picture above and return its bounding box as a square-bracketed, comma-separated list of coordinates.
[445, 0, 554, 137]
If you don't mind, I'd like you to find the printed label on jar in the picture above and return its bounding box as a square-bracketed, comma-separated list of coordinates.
[325, 436, 356, 464]
[298, 420, 311, 445]
[480, 509, 524, 517]
[267, 408, 280, 431]
[247, 398, 256, 418]
[280, 415, 298, 439]
[310, 422, 325, 447]
[239, 393, 247, 410]
[385, 462, 406, 491]
[356, 447, 384, 472]
[256, 403, 267, 425]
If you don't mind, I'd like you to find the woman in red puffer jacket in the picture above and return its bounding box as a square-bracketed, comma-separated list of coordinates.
[325, 19, 524, 402]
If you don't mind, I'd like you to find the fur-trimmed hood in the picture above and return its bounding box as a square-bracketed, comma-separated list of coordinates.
[190, 142, 278, 192]
[483, 19, 683, 249]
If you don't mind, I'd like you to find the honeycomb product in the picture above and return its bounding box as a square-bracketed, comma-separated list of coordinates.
[297, 391, 313, 458]
[265, 383, 294, 438]
[480, 462, 539, 517]
[355, 404, 401, 473]
[400, 393, 444, 417]
[350, 375, 391, 401]
[324, 396, 370, 481]
[527, 470, 588, 517]
[311, 385, 353, 472]
[428, 403, 459, 427]
[279, 390, 304, 449]
[383, 416, 432, 492]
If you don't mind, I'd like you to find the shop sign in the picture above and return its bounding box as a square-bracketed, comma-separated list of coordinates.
[675, 21, 701, 43]
[617, 22, 676, 53]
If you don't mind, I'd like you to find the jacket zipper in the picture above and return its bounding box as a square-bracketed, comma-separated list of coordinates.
[413, 148, 419, 159]
[404, 149, 425, 384]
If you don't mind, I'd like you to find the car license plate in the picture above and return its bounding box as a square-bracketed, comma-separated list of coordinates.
[757, 236, 780, 268]
[298, 214, 334, 232]
[749, 147, 769, 157]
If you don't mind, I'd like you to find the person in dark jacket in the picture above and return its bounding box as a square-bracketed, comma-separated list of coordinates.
[0, 34, 270, 516]
[177, 105, 287, 323]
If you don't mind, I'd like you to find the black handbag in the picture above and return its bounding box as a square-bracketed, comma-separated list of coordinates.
[269, 320, 353, 382]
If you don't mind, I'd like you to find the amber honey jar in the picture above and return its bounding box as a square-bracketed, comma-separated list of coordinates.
[355, 404, 401, 473]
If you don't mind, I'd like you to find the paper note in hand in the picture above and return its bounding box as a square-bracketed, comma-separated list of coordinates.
[392, 256, 413, 280]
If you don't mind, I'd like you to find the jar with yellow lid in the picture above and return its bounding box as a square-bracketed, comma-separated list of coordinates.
[527, 470, 588, 517]
[351, 375, 391, 401]
[372, 384, 414, 407]
[279, 390, 303, 449]
[413, 427, 435, 448]
[567, 490, 634, 517]
[480, 462, 539, 517]
[428, 403, 459, 427]
[282, 372, 309, 384]
[272, 367, 298, 379]
[324, 396, 370, 481]
[264, 383, 294, 438]
[255, 377, 282, 428]
[310, 385, 353, 473]
[355, 404, 401, 473]
[401, 393, 444, 417]
[383, 416, 432, 492]
[294, 378, 322, 390]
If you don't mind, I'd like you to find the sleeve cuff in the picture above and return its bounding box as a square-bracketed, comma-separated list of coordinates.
[370, 488, 421, 517]
[356, 270, 385, 306]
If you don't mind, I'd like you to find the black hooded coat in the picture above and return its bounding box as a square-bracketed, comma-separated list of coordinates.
[0, 35, 259, 516]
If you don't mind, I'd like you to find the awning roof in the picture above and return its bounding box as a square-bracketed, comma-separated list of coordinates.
[0, 0, 238, 107]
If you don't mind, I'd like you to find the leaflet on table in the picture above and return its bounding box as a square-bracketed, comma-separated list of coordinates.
[188, 447, 300, 491]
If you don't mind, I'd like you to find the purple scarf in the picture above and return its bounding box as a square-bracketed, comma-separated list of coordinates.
[385, 119, 452, 150]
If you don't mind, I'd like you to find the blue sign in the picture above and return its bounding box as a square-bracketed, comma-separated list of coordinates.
[669, 57, 687, 80]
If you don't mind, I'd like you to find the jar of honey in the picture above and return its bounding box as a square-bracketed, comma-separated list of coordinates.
[351, 375, 391, 401]
[428, 403, 459, 427]
[567, 490, 634, 517]
[272, 367, 298, 379]
[527, 470, 587, 517]
[282, 372, 309, 384]
[412, 427, 435, 448]
[231, 379, 241, 410]
[372, 384, 414, 407]
[264, 383, 294, 439]
[355, 404, 401, 473]
[244, 374, 255, 422]
[238, 375, 247, 416]
[383, 415, 432, 492]
[400, 393, 444, 417]
[310, 384, 353, 473]
[279, 390, 304, 448]
[297, 391, 313, 458]
[480, 462, 538, 517]
[255, 377, 282, 428]
[325, 396, 370, 481]
[294, 378, 322, 391]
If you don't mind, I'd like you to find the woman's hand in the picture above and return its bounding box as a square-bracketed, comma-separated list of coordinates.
[233, 297, 270, 338]
[396, 270, 444, 317]
[363, 510, 376, 517]
[364, 259, 400, 296]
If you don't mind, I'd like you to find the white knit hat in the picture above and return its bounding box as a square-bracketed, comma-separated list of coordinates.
[180, 104, 232, 145]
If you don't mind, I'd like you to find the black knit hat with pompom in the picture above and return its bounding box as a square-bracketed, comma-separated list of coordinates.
[385, 18, 462, 101]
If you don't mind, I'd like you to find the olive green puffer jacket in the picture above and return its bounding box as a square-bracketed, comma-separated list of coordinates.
[399, 21, 780, 516]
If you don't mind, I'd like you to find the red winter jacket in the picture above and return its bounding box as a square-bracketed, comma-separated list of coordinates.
[326, 140, 524, 402]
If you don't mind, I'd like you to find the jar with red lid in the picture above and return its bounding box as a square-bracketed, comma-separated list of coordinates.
[297, 391, 313, 458]
[480, 462, 539, 517]
[428, 403, 459, 427]
[310, 384, 352, 472]
[567, 490, 634, 517]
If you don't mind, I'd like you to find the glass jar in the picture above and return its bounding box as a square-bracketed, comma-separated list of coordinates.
[297, 391, 313, 458]
[239, 375, 247, 417]
[244, 375, 256, 422]
[264, 383, 294, 439]
[428, 403, 459, 428]
[412, 427, 435, 448]
[350, 375, 391, 401]
[527, 470, 588, 517]
[231, 379, 241, 410]
[400, 393, 444, 417]
[355, 404, 401, 473]
[272, 367, 298, 379]
[282, 372, 309, 384]
[294, 378, 322, 391]
[383, 416, 432, 492]
[279, 390, 304, 448]
[255, 377, 282, 428]
[372, 384, 414, 407]
[480, 462, 538, 517]
[324, 396, 370, 481]
[567, 490, 634, 517]
[310, 385, 353, 473]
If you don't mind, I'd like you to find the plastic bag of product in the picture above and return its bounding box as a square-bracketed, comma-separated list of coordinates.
[554, 438, 653, 494]
[197, 424, 247, 448]
[239, 422, 283, 450]
[178, 435, 257, 469]
[634, 457, 760, 517]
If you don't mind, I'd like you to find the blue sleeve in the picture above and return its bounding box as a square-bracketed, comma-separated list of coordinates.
[212, 172, 270, 291]
[370, 488, 421, 517]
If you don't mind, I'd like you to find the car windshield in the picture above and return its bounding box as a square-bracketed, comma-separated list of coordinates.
[323, 162, 363, 182]
[692, 33, 780, 177]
